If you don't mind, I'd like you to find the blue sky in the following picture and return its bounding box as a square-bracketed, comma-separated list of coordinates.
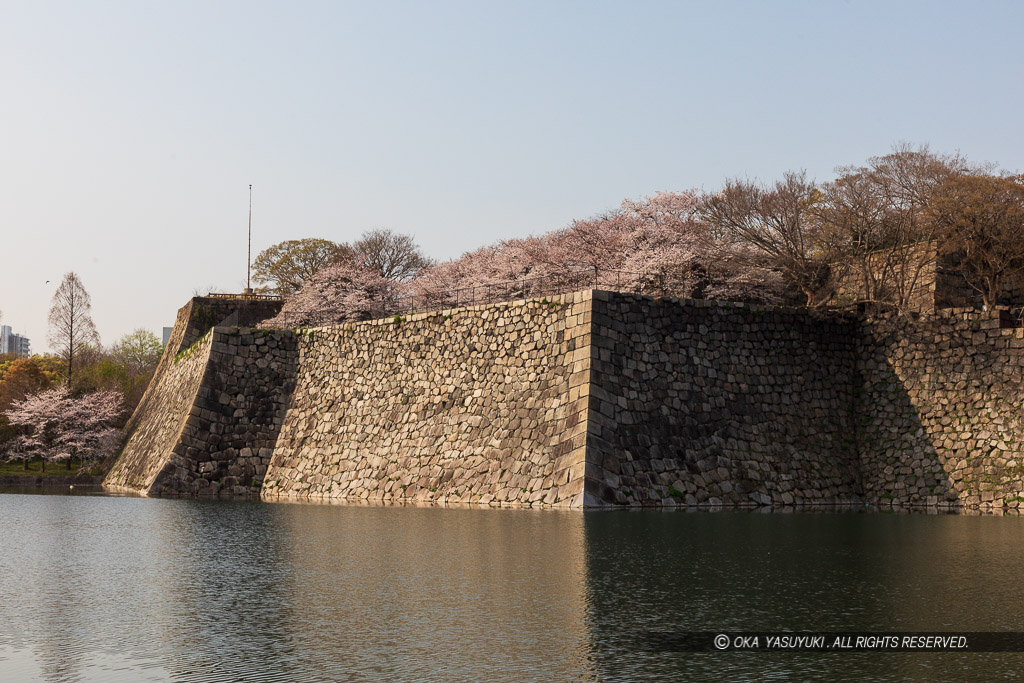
[2, 0, 1022, 351]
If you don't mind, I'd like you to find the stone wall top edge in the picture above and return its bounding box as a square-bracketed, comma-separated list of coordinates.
[210, 326, 297, 336]
[264, 288, 871, 336]
[593, 289, 859, 322]
[930, 306, 1014, 318]
[285, 289, 593, 334]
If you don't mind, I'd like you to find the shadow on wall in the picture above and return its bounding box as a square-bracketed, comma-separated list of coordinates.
[859, 313, 1024, 509]
[148, 327, 300, 496]
[584, 295, 864, 508]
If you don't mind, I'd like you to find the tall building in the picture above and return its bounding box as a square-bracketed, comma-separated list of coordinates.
[0, 325, 30, 357]
[162, 327, 173, 346]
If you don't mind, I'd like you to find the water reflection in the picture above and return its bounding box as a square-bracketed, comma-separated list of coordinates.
[3, 496, 1024, 681]
[581, 511, 1024, 680]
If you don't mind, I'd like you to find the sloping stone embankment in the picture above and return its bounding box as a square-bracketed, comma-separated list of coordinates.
[104, 296, 290, 496]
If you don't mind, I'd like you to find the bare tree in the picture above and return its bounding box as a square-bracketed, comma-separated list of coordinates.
[817, 144, 969, 311]
[354, 229, 431, 280]
[816, 169, 896, 305]
[930, 174, 1024, 309]
[700, 171, 834, 306]
[47, 273, 100, 383]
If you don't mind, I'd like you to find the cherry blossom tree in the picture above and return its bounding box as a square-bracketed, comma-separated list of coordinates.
[408, 190, 784, 308]
[262, 260, 406, 327]
[258, 229, 430, 327]
[3, 387, 122, 471]
[56, 390, 123, 468]
[265, 189, 788, 325]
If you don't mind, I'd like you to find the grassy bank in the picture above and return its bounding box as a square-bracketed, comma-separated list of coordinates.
[0, 458, 100, 477]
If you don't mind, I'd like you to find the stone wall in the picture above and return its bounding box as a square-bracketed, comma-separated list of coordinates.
[123, 296, 283, 437]
[261, 291, 592, 507]
[105, 322, 297, 496]
[106, 289, 1024, 510]
[858, 309, 1024, 511]
[584, 293, 862, 507]
[832, 241, 939, 313]
[831, 241, 1024, 313]
[105, 330, 214, 492]
[933, 265, 1024, 309]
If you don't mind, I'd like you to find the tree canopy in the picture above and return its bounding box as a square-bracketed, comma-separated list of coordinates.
[930, 174, 1024, 309]
[252, 238, 347, 296]
[260, 145, 1024, 325]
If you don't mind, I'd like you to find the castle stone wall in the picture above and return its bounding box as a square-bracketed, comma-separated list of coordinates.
[105, 325, 297, 496]
[261, 291, 593, 507]
[106, 290, 1024, 511]
[122, 296, 283, 437]
[105, 331, 214, 492]
[859, 310, 1024, 511]
[584, 292, 862, 507]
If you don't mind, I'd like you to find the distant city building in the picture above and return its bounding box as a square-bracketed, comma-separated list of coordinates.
[0, 325, 30, 357]
[162, 327, 173, 346]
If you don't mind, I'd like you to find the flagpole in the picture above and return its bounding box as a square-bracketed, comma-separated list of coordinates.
[247, 184, 253, 294]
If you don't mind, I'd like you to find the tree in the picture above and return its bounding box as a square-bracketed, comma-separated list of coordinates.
[930, 174, 1024, 309]
[261, 260, 406, 327]
[4, 387, 122, 471]
[252, 238, 349, 296]
[258, 230, 430, 326]
[816, 145, 968, 311]
[64, 330, 163, 421]
[0, 357, 54, 455]
[700, 172, 833, 306]
[409, 190, 784, 307]
[0, 358, 52, 409]
[0, 355, 64, 386]
[4, 388, 65, 471]
[47, 273, 100, 383]
[354, 229, 432, 280]
[111, 329, 163, 376]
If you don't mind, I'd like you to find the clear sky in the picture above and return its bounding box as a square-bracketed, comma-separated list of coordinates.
[2, 0, 1022, 352]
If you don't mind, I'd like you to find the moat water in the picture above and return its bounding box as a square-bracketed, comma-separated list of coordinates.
[2, 493, 1024, 681]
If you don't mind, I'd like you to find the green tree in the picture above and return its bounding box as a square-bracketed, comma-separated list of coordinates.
[252, 238, 348, 296]
[111, 329, 163, 376]
[72, 331, 163, 422]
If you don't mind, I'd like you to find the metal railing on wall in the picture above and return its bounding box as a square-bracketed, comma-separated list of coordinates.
[206, 292, 283, 302]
